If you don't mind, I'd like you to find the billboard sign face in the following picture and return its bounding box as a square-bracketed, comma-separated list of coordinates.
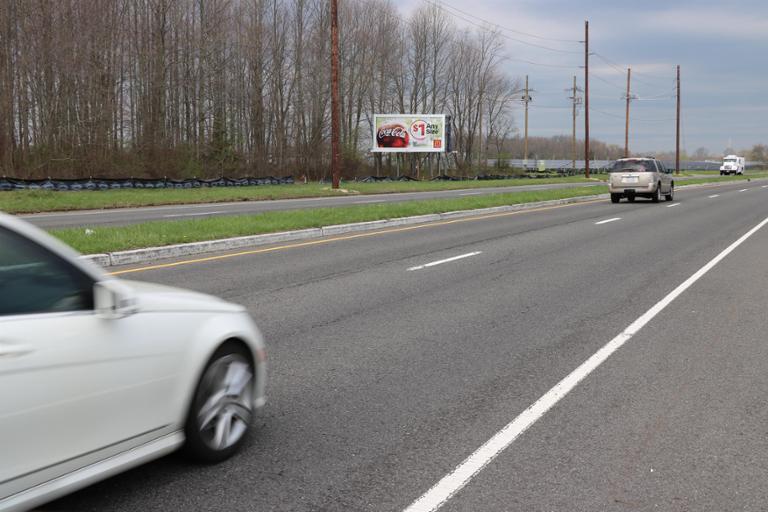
[372, 114, 447, 153]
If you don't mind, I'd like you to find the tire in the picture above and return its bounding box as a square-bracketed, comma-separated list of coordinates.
[611, 193, 621, 203]
[627, 195, 635, 203]
[651, 184, 660, 203]
[184, 342, 254, 463]
[665, 184, 674, 201]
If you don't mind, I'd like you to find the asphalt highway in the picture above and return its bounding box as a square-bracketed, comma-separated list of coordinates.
[22, 181, 606, 229]
[45, 180, 768, 511]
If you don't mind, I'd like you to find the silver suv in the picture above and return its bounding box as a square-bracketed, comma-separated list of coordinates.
[608, 157, 674, 203]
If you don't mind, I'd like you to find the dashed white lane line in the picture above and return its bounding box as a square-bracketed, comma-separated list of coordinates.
[762, 185, 768, 189]
[595, 217, 621, 225]
[403, 214, 768, 512]
[666, 203, 681, 208]
[708, 194, 720, 198]
[739, 189, 749, 192]
[163, 211, 224, 218]
[407, 252, 482, 271]
[352, 199, 386, 204]
[459, 192, 483, 196]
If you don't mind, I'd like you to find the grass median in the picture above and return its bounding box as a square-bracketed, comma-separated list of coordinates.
[52, 186, 607, 254]
[1, 176, 603, 214]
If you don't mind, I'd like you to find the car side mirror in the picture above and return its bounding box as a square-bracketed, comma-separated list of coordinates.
[94, 280, 138, 319]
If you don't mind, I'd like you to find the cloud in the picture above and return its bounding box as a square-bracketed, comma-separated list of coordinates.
[647, 8, 768, 39]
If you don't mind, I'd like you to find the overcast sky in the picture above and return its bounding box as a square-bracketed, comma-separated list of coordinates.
[399, 0, 768, 156]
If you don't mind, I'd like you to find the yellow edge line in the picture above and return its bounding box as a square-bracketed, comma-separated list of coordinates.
[110, 199, 604, 276]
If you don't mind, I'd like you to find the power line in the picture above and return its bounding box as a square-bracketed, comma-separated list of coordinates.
[592, 52, 675, 87]
[423, 0, 582, 45]
[420, 0, 582, 54]
[590, 72, 625, 91]
[350, 0, 582, 69]
[592, 108, 675, 122]
[592, 53, 626, 75]
[508, 57, 580, 69]
[528, 104, 572, 109]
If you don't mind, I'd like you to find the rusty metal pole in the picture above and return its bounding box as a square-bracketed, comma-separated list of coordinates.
[676, 65, 681, 175]
[624, 67, 631, 158]
[572, 75, 577, 171]
[330, 0, 341, 188]
[584, 20, 590, 179]
[523, 75, 529, 162]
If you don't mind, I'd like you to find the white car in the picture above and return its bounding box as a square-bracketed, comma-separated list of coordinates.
[0, 213, 267, 512]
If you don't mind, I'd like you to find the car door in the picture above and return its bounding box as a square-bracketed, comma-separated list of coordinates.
[664, 162, 673, 192]
[0, 226, 183, 499]
[657, 161, 671, 193]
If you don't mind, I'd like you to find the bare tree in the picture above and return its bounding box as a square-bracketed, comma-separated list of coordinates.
[0, 0, 520, 179]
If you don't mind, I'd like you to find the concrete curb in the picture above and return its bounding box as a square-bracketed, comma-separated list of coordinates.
[78, 178, 765, 268]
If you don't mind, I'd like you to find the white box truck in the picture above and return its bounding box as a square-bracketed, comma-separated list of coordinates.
[720, 155, 745, 175]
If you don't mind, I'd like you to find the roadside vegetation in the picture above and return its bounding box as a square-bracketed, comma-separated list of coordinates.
[1, 177, 604, 214]
[5, 172, 767, 215]
[52, 186, 606, 254]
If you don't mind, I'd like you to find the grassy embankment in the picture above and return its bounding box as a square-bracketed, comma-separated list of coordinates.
[52, 186, 606, 254]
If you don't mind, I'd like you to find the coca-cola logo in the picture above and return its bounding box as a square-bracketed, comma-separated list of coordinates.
[377, 123, 409, 148]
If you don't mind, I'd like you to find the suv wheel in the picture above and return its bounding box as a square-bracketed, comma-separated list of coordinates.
[611, 193, 621, 203]
[665, 184, 674, 201]
[651, 184, 660, 203]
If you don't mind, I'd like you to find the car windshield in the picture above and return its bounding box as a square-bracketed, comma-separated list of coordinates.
[609, 160, 656, 172]
[725, 158, 736, 163]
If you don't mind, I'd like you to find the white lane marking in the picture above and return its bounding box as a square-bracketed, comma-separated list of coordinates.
[595, 217, 621, 225]
[352, 199, 386, 204]
[666, 203, 681, 208]
[404, 215, 768, 512]
[407, 252, 482, 271]
[708, 194, 720, 198]
[739, 189, 749, 192]
[163, 211, 224, 218]
[459, 192, 483, 196]
[762, 185, 768, 189]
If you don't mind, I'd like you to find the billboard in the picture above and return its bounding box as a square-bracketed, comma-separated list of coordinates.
[372, 114, 447, 153]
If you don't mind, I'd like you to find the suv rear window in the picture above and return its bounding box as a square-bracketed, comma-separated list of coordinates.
[610, 160, 657, 172]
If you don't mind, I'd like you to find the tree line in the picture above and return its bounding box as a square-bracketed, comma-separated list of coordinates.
[0, 0, 523, 179]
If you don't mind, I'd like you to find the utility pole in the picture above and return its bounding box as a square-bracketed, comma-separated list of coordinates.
[567, 76, 582, 171]
[624, 67, 632, 158]
[675, 64, 681, 175]
[330, 0, 341, 189]
[522, 75, 533, 164]
[584, 20, 590, 179]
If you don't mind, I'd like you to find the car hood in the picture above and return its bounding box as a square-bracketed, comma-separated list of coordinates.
[120, 279, 246, 314]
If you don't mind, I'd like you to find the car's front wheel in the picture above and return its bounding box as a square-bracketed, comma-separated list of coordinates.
[611, 193, 621, 203]
[184, 342, 254, 463]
